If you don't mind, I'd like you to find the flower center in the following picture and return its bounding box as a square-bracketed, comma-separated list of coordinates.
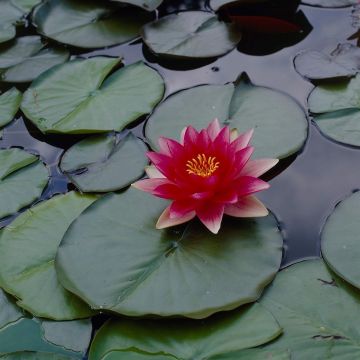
[186, 153, 220, 177]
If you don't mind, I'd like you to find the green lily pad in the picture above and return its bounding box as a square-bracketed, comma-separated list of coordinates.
[21, 58, 165, 134]
[141, 11, 242, 59]
[146, 75, 307, 159]
[321, 191, 360, 290]
[308, 74, 360, 146]
[0, 148, 48, 219]
[111, 0, 163, 11]
[301, 0, 357, 7]
[101, 351, 175, 360]
[294, 43, 360, 80]
[0, 88, 22, 128]
[0, 0, 41, 44]
[60, 133, 147, 193]
[0, 36, 70, 83]
[260, 259, 360, 359]
[0, 191, 97, 320]
[32, 0, 152, 49]
[0, 288, 91, 358]
[0, 353, 77, 360]
[56, 187, 283, 319]
[89, 303, 281, 360]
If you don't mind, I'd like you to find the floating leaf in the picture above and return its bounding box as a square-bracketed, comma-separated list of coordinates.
[0, 192, 97, 320]
[322, 191, 360, 290]
[89, 303, 281, 360]
[0, 148, 48, 219]
[146, 75, 307, 159]
[60, 133, 147, 193]
[21, 58, 165, 134]
[56, 187, 283, 318]
[0, 88, 22, 128]
[111, 0, 163, 11]
[301, 0, 357, 7]
[32, 0, 152, 49]
[294, 43, 360, 80]
[260, 259, 360, 358]
[0, 36, 70, 83]
[141, 11, 242, 59]
[308, 74, 360, 146]
[101, 351, 175, 360]
[0, 353, 77, 360]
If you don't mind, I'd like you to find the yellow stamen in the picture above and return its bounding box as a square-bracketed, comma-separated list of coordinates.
[186, 153, 220, 177]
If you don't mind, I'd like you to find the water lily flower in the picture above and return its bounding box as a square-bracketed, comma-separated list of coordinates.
[132, 119, 278, 234]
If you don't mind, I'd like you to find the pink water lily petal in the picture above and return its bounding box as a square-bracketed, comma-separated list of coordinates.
[183, 126, 199, 146]
[225, 195, 269, 217]
[153, 183, 183, 200]
[233, 146, 254, 176]
[230, 128, 254, 152]
[207, 118, 221, 140]
[145, 165, 165, 179]
[170, 199, 197, 218]
[132, 178, 171, 192]
[147, 151, 176, 180]
[240, 158, 279, 177]
[197, 203, 225, 234]
[156, 206, 196, 229]
[158, 137, 184, 158]
[214, 126, 230, 149]
[235, 176, 270, 197]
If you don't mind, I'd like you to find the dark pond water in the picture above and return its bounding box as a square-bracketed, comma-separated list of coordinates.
[0, 3, 358, 269]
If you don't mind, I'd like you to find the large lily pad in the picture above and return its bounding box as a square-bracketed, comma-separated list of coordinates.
[111, 0, 163, 11]
[141, 11, 242, 59]
[60, 132, 147, 193]
[0, 191, 97, 320]
[308, 74, 360, 146]
[321, 191, 360, 290]
[21, 58, 165, 134]
[146, 75, 307, 159]
[32, 0, 152, 49]
[89, 303, 281, 360]
[0, 88, 22, 128]
[260, 259, 360, 359]
[56, 187, 283, 319]
[0, 288, 91, 358]
[294, 43, 360, 80]
[0, 36, 69, 83]
[0, 148, 48, 219]
[301, 0, 357, 7]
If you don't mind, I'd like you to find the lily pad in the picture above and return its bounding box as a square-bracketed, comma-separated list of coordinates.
[0, 88, 22, 128]
[21, 57, 165, 134]
[146, 75, 307, 159]
[294, 43, 360, 80]
[0, 148, 48, 219]
[56, 187, 283, 318]
[301, 0, 357, 7]
[0, 36, 70, 83]
[89, 303, 281, 360]
[111, 0, 163, 11]
[321, 191, 360, 290]
[0, 191, 97, 320]
[0, 288, 91, 358]
[60, 132, 147, 193]
[308, 73, 360, 146]
[260, 259, 360, 359]
[32, 0, 152, 49]
[0, 353, 77, 360]
[141, 11, 242, 59]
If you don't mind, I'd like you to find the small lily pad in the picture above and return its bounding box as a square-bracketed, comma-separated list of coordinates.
[60, 132, 148, 193]
[322, 191, 360, 290]
[260, 259, 360, 358]
[0, 36, 70, 83]
[294, 43, 360, 80]
[146, 74, 308, 159]
[32, 0, 153, 49]
[56, 187, 283, 318]
[0, 148, 48, 219]
[301, 0, 357, 7]
[141, 11, 242, 59]
[0, 191, 97, 320]
[308, 74, 360, 146]
[21, 57, 165, 134]
[89, 303, 281, 360]
[0, 88, 22, 128]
